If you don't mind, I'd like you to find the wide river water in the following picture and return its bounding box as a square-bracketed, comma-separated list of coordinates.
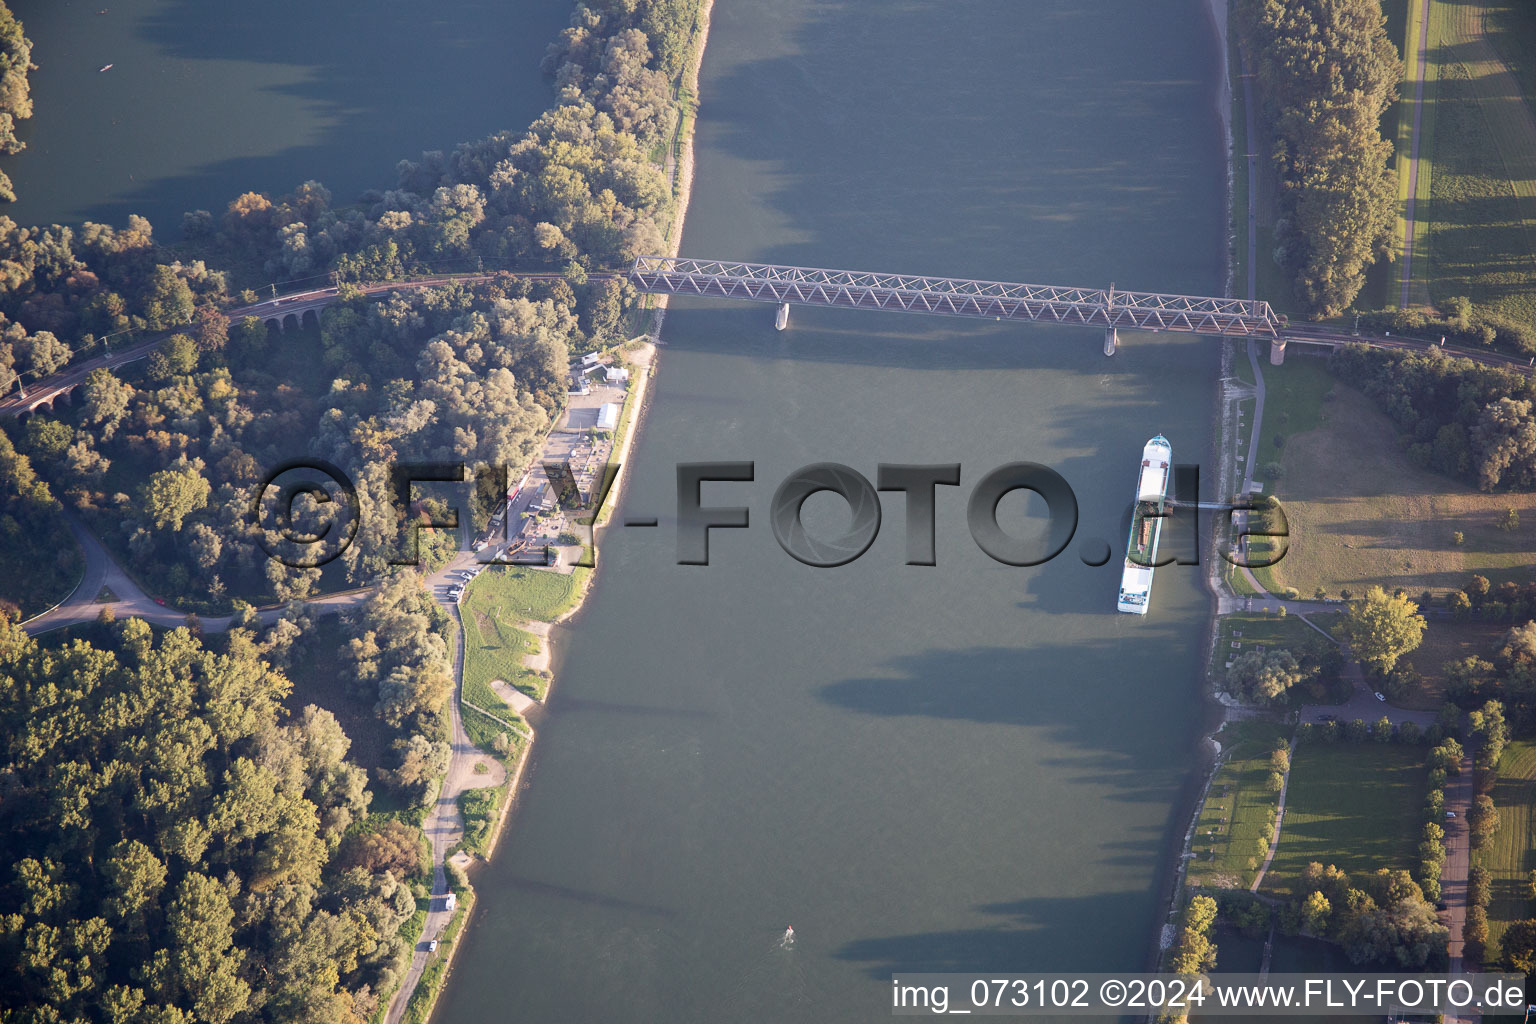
[438, 0, 1228, 1020]
[6, 0, 569, 233]
[11, 0, 1230, 1020]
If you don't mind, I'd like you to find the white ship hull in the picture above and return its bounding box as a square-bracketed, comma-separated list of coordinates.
[1117, 435, 1172, 614]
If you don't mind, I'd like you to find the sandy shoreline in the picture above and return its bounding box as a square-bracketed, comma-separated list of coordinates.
[422, 4, 719, 1013]
[466, 0, 715, 861]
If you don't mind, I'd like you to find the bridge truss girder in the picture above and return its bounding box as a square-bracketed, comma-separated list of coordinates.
[630, 256, 1279, 339]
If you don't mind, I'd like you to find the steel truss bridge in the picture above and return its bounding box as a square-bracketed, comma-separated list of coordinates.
[629, 256, 1283, 355]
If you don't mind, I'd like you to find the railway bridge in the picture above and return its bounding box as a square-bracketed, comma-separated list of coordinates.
[630, 256, 1293, 363]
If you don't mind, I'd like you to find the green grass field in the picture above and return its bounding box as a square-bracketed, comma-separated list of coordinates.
[1243, 355, 1337, 593]
[1420, 0, 1536, 329]
[1256, 377, 1536, 599]
[1261, 742, 1428, 895]
[1209, 611, 1335, 678]
[466, 564, 584, 622]
[1187, 721, 1292, 891]
[460, 598, 543, 705]
[1390, 0, 1438, 309]
[1254, 356, 1335, 471]
[1476, 740, 1536, 958]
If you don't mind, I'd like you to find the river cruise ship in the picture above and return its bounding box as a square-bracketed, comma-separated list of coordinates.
[1117, 435, 1172, 614]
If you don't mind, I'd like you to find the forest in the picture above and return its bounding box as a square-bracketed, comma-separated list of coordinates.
[1235, 0, 1400, 318]
[0, 3, 32, 203]
[3, 0, 692, 613]
[0, 0, 703, 1020]
[1330, 343, 1536, 491]
[0, 616, 420, 1024]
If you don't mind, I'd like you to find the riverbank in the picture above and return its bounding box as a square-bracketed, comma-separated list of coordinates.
[403, 3, 715, 1021]
[1148, 0, 1248, 971]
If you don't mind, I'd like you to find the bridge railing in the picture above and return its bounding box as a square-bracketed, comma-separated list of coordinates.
[630, 256, 1280, 338]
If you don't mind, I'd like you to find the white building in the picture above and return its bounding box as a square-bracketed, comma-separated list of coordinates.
[596, 402, 620, 432]
[603, 365, 630, 384]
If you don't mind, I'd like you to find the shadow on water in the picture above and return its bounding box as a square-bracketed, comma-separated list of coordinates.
[836, 892, 1154, 977]
[10, 0, 569, 230]
[499, 874, 680, 919]
[817, 640, 1199, 779]
[690, 0, 1224, 291]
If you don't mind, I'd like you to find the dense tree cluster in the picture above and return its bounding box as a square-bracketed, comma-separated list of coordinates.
[1362, 298, 1536, 359]
[1225, 648, 1305, 703]
[1284, 863, 1448, 967]
[1444, 573, 1536, 624]
[10, 276, 578, 610]
[0, 617, 424, 1024]
[340, 575, 455, 807]
[0, 430, 79, 618]
[1443, 621, 1536, 731]
[1330, 344, 1536, 491]
[1236, 0, 1400, 316]
[190, 0, 688, 302]
[0, 217, 227, 390]
[1167, 894, 1218, 975]
[0, 4, 33, 203]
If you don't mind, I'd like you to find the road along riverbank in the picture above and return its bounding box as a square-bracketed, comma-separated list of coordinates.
[406, 2, 715, 1019]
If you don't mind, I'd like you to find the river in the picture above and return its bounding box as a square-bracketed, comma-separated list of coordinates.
[4, 0, 570, 233]
[12, 0, 1231, 1018]
[436, 0, 1228, 1021]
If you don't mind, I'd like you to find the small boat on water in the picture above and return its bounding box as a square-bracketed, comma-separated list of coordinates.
[98, 64, 113, 72]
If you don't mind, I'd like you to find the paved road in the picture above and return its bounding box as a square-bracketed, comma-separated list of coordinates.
[1296, 649, 1439, 729]
[20, 505, 372, 635]
[1442, 753, 1474, 977]
[1400, 0, 1434, 308]
[19, 505, 507, 1024]
[384, 570, 506, 1024]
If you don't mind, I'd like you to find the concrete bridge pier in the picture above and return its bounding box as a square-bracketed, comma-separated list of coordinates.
[1269, 336, 1287, 365]
[1103, 327, 1118, 356]
[775, 302, 790, 331]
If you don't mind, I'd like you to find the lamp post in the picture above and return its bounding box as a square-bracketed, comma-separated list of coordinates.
[1, 367, 33, 400]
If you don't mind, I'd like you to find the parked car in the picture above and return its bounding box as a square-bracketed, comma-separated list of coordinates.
[427, 939, 439, 953]
[1373, 692, 1386, 702]
[1446, 811, 1456, 819]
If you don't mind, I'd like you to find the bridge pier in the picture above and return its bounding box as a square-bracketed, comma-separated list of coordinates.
[1269, 336, 1286, 365]
[775, 302, 790, 331]
[1103, 327, 1118, 357]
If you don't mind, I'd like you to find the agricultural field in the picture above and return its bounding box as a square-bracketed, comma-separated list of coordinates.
[1476, 740, 1536, 958]
[1421, 0, 1536, 327]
